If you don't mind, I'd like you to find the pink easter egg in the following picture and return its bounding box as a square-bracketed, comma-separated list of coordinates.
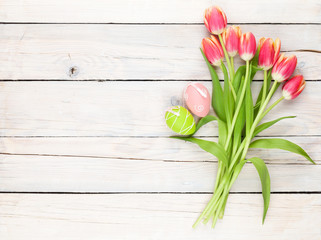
[184, 82, 211, 117]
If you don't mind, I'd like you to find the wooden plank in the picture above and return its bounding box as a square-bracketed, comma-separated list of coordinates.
[1, 136, 319, 165]
[0, 0, 320, 23]
[0, 194, 320, 239]
[0, 81, 320, 137]
[0, 151, 319, 192]
[0, 24, 320, 80]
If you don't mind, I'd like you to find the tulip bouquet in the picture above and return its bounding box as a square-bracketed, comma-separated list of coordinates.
[164, 6, 315, 228]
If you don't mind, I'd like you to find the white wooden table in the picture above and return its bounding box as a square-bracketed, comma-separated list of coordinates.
[0, 0, 320, 239]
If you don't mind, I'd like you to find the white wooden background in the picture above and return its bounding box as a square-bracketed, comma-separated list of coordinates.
[0, 0, 320, 239]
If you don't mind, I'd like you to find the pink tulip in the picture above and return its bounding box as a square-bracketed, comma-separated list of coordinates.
[222, 26, 242, 57]
[282, 75, 306, 100]
[202, 36, 224, 66]
[204, 6, 227, 35]
[258, 38, 281, 70]
[272, 54, 297, 82]
[239, 32, 257, 61]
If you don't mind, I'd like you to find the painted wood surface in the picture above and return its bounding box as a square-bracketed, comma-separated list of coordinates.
[0, 82, 320, 136]
[0, 144, 319, 192]
[0, 194, 320, 239]
[0, 0, 320, 239]
[0, 136, 318, 192]
[0, 24, 319, 80]
[1, 136, 319, 164]
[0, 0, 320, 23]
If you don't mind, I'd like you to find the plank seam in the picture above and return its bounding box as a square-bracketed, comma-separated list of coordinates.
[0, 79, 320, 82]
[0, 152, 319, 164]
[0, 22, 320, 25]
[1, 135, 320, 138]
[0, 191, 320, 194]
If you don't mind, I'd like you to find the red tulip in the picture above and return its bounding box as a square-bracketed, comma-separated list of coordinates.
[272, 54, 297, 82]
[204, 6, 227, 35]
[239, 32, 256, 61]
[258, 38, 281, 70]
[202, 36, 224, 66]
[222, 26, 242, 57]
[282, 75, 306, 100]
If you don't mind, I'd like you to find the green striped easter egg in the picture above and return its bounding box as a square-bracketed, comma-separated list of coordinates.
[165, 106, 196, 135]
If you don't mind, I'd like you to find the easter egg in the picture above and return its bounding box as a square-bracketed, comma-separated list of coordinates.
[165, 106, 196, 135]
[184, 82, 211, 117]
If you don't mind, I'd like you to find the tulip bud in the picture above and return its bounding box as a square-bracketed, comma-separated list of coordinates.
[204, 6, 227, 35]
[222, 26, 242, 57]
[258, 38, 281, 70]
[272, 54, 297, 82]
[239, 32, 257, 61]
[282, 75, 306, 100]
[202, 36, 224, 66]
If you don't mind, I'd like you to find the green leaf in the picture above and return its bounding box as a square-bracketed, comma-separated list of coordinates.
[193, 115, 227, 147]
[251, 65, 263, 72]
[195, 115, 219, 133]
[250, 67, 259, 83]
[246, 157, 270, 223]
[254, 72, 270, 114]
[221, 62, 232, 126]
[200, 49, 226, 121]
[236, 76, 245, 103]
[250, 48, 260, 67]
[249, 138, 315, 164]
[232, 102, 245, 154]
[253, 101, 261, 110]
[171, 137, 228, 166]
[218, 119, 228, 147]
[245, 65, 253, 136]
[233, 65, 246, 94]
[253, 116, 296, 137]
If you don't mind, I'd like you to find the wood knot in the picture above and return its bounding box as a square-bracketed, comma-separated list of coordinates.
[69, 66, 79, 77]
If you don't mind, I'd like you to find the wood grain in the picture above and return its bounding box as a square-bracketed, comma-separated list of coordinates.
[1, 136, 319, 164]
[0, 194, 320, 239]
[0, 24, 320, 80]
[0, 141, 318, 192]
[0, 0, 320, 23]
[0, 81, 320, 137]
[0, 0, 320, 238]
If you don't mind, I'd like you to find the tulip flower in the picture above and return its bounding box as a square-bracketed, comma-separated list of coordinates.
[272, 54, 297, 82]
[282, 75, 306, 100]
[258, 38, 281, 70]
[239, 32, 257, 61]
[204, 6, 227, 35]
[201, 36, 224, 66]
[168, 5, 314, 230]
[222, 26, 242, 57]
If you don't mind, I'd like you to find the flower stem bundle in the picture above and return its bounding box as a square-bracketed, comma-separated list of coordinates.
[165, 5, 315, 229]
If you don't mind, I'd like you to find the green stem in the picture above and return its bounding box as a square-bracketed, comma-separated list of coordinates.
[218, 192, 229, 219]
[224, 60, 250, 150]
[231, 141, 245, 167]
[218, 35, 232, 76]
[202, 82, 283, 227]
[239, 80, 279, 161]
[218, 34, 236, 94]
[231, 57, 235, 80]
[229, 80, 237, 101]
[220, 62, 237, 101]
[203, 176, 230, 221]
[212, 191, 226, 228]
[229, 80, 279, 172]
[262, 70, 268, 104]
[213, 162, 222, 191]
[261, 96, 284, 121]
[192, 175, 228, 228]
